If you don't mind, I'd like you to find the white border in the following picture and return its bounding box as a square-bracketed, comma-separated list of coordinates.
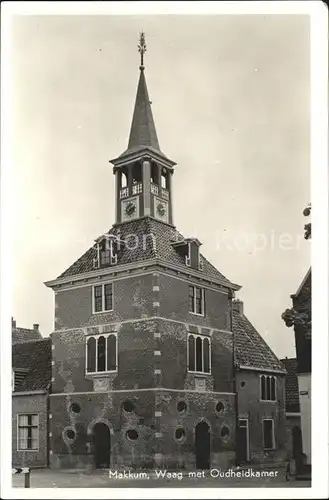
[1, 1, 328, 499]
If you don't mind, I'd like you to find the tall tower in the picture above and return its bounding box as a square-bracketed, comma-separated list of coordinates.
[111, 33, 176, 226]
[46, 34, 244, 472]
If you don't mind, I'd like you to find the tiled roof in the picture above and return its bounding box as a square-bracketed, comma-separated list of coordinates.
[57, 217, 240, 290]
[12, 327, 42, 344]
[233, 311, 285, 372]
[12, 338, 52, 392]
[280, 357, 300, 413]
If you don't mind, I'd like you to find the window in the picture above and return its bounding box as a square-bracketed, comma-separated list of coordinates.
[17, 414, 39, 450]
[86, 333, 117, 373]
[260, 375, 276, 401]
[189, 285, 204, 315]
[12, 371, 15, 391]
[263, 419, 275, 450]
[92, 283, 113, 313]
[188, 334, 211, 374]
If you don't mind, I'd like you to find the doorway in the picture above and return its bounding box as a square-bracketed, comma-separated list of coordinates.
[92, 422, 111, 468]
[237, 419, 249, 464]
[292, 425, 303, 466]
[195, 421, 211, 469]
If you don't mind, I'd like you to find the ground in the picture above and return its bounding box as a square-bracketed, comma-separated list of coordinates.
[12, 468, 311, 489]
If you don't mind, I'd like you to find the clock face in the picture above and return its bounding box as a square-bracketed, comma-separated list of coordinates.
[125, 201, 137, 217]
[154, 197, 168, 222]
[156, 202, 166, 217]
[122, 198, 138, 221]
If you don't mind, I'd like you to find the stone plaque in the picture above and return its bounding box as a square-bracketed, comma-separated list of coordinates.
[195, 377, 206, 391]
[93, 378, 110, 392]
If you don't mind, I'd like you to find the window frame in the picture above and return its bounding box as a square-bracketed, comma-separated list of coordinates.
[85, 332, 118, 375]
[262, 418, 275, 451]
[92, 282, 114, 314]
[187, 333, 211, 375]
[259, 374, 277, 402]
[188, 285, 205, 316]
[17, 413, 39, 452]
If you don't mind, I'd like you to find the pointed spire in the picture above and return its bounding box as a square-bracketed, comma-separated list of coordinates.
[124, 33, 160, 153]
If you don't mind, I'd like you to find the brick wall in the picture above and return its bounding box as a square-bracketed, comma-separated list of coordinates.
[236, 371, 287, 464]
[158, 273, 230, 330]
[51, 319, 157, 394]
[12, 393, 48, 468]
[54, 274, 155, 330]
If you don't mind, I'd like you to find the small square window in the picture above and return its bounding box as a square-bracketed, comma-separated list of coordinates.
[92, 283, 113, 314]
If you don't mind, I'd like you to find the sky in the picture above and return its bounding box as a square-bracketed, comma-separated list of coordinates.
[11, 14, 310, 358]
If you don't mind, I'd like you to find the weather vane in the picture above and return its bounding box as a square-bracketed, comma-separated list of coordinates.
[138, 32, 147, 69]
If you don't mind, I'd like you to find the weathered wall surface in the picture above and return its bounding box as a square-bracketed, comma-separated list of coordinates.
[236, 371, 287, 464]
[12, 393, 48, 468]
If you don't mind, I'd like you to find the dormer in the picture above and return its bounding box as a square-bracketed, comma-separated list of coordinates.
[93, 235, 118, 270]
[172, 237, 203, 271]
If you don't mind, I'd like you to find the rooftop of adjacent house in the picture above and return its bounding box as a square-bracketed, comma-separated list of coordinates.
[280, 357, 300, 413]
[12, 317, 42, 344]
[54, 217, 240, 290]
[233, 301, 285, 373]
[12, 338, 52, 392]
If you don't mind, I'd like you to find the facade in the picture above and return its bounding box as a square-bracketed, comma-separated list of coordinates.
[233, 302, 287, 465]
[282, 268, 311, 471]
[44, 39, 287, 470]
[280, 357, 303, 466]
[12, 337, 52, 468]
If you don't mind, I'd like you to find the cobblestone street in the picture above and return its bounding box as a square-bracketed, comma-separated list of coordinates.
[12, 468, 311, 489]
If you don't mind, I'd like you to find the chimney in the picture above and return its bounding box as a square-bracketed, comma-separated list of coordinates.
[33, 323, 39, 332]
[232, 299, 244, 316]
[12, 317, 16, 329]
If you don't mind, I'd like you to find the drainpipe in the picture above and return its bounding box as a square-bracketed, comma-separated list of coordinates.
[229, 289, 239, 467]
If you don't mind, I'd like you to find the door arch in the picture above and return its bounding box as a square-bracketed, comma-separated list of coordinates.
[92, 422, 111, 468]
[195, 421, 211, 469]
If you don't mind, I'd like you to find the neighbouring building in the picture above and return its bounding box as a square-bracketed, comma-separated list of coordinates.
[44, 36, 287, 470]
[282, 268, 311, 474]
[280, 357, 303, 466]
[12, 337, 52, 468]
[12, 317, 42, 344]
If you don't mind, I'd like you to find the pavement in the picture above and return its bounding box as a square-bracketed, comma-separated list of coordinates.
[12, 467, 311, 489]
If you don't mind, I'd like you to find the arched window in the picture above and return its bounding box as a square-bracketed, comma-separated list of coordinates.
[260, 374, 276, 401]
[270, 376, 276, 401]
[196, 337, 203, 372]
[161, 168, 168, 189]
[151, 162, 159, 185]
[132, 162, 142, 183]
[120, 172, 128, 188]
[107, 334, 116, 371]
[188, 335, 195, 371]
[188, 334, 211, 374]
[87, 337, 96, 373]
[266, 376, 271, 400]
[203, 337, 210, 373]
[97, 336, 106, 372]
[260, 375, 266, 400]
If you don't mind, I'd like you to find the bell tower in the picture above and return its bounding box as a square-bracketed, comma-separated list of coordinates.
[110, 33, 176, 226]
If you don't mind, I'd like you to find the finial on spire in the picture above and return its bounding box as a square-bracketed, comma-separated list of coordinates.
[138, 32, 147, 70]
